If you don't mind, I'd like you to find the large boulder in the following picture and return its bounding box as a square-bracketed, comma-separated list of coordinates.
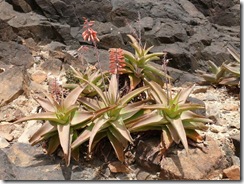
[188, 0, 240, 26]
[0, 0, 79, 47]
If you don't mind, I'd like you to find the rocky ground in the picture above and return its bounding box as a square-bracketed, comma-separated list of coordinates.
[0, 0, 240, 181]
[0, 42, 240, 180]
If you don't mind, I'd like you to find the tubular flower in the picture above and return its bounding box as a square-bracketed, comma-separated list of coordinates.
[82, 17, 99, 43]
[109, 48, 126, 74]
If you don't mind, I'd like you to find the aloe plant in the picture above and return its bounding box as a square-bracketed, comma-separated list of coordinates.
[118, 34, 171, 90]
[64, 65, 109, 97]
[126, 81, 212, 153]
[71, 73, 149, 162]
[196, 45, 240, 87]
[220, 46, 240, 86]
[195, 60, 226, 85]
[14, 84, 94, 166]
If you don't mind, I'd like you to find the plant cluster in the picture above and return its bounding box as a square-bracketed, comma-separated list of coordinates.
[196, 45, 240, 87]
[15, 18, 212, 166]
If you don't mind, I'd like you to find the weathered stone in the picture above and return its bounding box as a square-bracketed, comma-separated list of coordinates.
[187, 97, 206, 115]
[0, 0, 79, 47]
[160, 136, 224, 180]
[5, 143, 66, 180]
[155, 22, 188, 43]
[140, 17, 154, 30]
[200, 43, 232, 67]
[9, 0, 33, 13]
[231, 156, 240, 167]
[192, 86, 209, 94]
[223, 165, 240, 180]
[0, 137, 10, 148]
[7, 143, 44, 167]
[42, 41, 66, 51]
[75, 47, 110, 71]
[150, 43, 192, 72]
[135, 137, 161, 173]
[40, 59, 62, 76]
[0, 41, 34, 68]
[136, 170, 151, 180]
[29, 81, 48, 94]
[149, 63, 201, 86]
[0, 19, 17, 41]
[0, 123, 15, 134]
[31, 70, 47, 84]
[17, 120, 42, 144]
[0, 149, 16, 180]
[34, 0, 112, 26]
[0, 66, 30, 107]
[230, 133, 240, 158]
[0, 131, 14, 142]
[189, 0, 240, 26]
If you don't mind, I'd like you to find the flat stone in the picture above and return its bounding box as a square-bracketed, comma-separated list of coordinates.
[223, 165, 240, 180]
[0, 123, 15, 134]
[0, 106, 24, 122]
[31, 70, 47, 84]
[0, 66, 30, 107]
[7, 143, 46, 167]
[0, 137, 10, 148]
[0, 131, 14, 142]
[160, 136, 224, 180]
[0, 149, 15, 180]
[0, 41, 34, 68]
[40, 58, 62, 76]
[18, 120, 42, 144]
[136, 170, 151, 180]
[42, 41, 66, 51]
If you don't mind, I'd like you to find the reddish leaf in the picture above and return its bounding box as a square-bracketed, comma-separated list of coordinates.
[57, 123, 71, 166]
[107, 131, 125, 162]
[29, 121, 56, 145]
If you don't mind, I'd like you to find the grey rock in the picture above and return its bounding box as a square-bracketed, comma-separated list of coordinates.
[189, 0, 240, 26]
[230, 133, 240, 157]
[187, 97, 206, 115]
[0, 149, 15, 180]
[5, 143, 66, 180]
[140, 17, 154, 30]
[40, 58, 63, 76]
[42, 41, 66, 51]
[149, 62, 201, 86]
[150, 43, 192, 72]
[0, 19, 17, 41]
[0, 0, 79, 47]
[155, 22, 188, 44]
[0, 41, 34, 68]
[34, 0, 112, 26]
[1, 0, 240, 73]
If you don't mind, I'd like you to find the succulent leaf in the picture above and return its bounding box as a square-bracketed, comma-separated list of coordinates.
[57, 123, 71, 166]
[107, 131, 125, 162]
